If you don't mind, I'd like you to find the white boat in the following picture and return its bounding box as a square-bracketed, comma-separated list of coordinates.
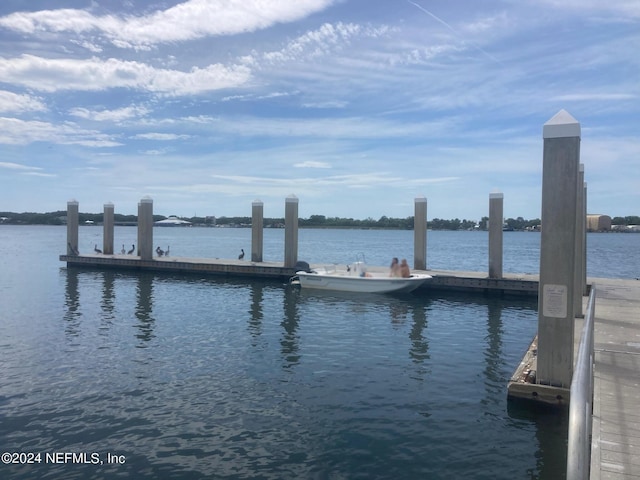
[292, 262, 431, 294]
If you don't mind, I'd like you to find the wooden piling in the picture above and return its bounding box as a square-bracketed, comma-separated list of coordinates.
[489, 193, 504, 279]
[137, 197, 153, 260]
[414, 197, 427, 270]
[284, 195, 298, 268]
[67, 200, 79, 255]
[537, 109, 581, 391]
[251, 200, 264, 263]
[573, 165, 585, 317]
[103, 202, 114, 255]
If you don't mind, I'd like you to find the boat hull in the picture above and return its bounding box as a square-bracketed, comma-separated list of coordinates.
[295, 272, 431, 294]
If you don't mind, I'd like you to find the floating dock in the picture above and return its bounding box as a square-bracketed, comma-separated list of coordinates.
[59, 254, 539, 296]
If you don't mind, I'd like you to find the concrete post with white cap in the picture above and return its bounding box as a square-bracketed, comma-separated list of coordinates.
[67, 200, 79, 255]
[537, 109, 581, 390]
[414, 197, 427, 270]
[103, 202, 114, 255]
[137, 197, 153, 260]
[252, 200, 264, 262]
[489, 192, 504, 279]
[284, 195, 298, 268]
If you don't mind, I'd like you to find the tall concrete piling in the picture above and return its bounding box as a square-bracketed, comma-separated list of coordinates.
[488, 193, 504, 279]
[137, 196, 154, 260]
[537, 109, 581, 392]
[67, 200, 79, 255]
[414, 197, 427, 270]
[582, 182, 588, 295]
[284, 195, 299, 268]
[103, 202, 114, 255]
[251, 200, 264, 262]
[573, 165, 585, 317]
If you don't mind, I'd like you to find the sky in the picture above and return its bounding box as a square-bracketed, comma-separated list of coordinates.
[0, 0, 638, 221]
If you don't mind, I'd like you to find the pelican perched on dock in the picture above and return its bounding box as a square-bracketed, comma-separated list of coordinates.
[94, 244, 102, 254]
[165, 245, 170, 257]
[156, 246, 164, 257]
[121, 244, 126, 254]
[127, 244, 135, 254]
[238, 248, 245, 260]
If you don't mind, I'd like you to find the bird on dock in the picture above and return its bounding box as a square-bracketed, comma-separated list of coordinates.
[238, 248, 245, 260]
[165, 245, 170, 257]
[156, 246, 164, 257]
[121, 244, 126, 254]
[128, 244, 135, 254]
[94, 244, 102, 254]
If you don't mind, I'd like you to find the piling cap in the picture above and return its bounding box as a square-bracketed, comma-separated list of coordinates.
[67, 199, 79, 206]
[414, 196, 427, 203]
[543, 109, 581, 139]
[286, 194, 298, 203]
[489, 192, 504, 199]
[140, 196, 153, 203]
[252, 199, 263, 206]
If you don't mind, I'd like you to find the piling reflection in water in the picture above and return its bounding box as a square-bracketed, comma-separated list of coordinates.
[281, 285, 301, 369]
[63, 267, 81, 336]
[100, 270, 116, 324]
[248, 281, 264, 341]
[409, 304, 430, 378]
[135, 273, 155, 345]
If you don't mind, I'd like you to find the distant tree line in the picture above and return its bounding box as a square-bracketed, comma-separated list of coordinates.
[1, 211, 639, 230]
[613, 216, 640, 225]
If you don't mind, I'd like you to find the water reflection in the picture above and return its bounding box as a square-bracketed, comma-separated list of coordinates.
[248, 281, 264, 341]
[100, 270, 116, 324]
[409, 305, 430, 365]
[281, 286, 300, 368]
[507, 401, 569, 480]
[483, 298, 505, 405]
[135, 273, 155, 345]
[63, 267, 81, 336]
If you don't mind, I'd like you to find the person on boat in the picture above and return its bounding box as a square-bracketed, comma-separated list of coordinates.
[400, 259, 411, 278]
[389, 257, 401, 277]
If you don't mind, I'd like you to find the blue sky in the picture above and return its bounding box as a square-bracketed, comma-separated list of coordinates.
[0, 0, 638, 220]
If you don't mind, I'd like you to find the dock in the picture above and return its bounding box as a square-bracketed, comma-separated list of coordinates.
[590, 278, 640, 479]
[59, 254, 539, 296]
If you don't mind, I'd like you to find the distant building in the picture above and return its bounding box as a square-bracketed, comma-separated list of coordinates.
[586, 214, 611, 232]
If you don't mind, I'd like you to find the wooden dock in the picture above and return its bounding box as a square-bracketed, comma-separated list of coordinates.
[59, 254, 539, 296]
[590, 278, 640, 479]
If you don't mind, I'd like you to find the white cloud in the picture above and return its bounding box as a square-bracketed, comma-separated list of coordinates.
[260, 22, 390, 66]
[294, 161, 331, 168]
[529, 0, 640, 18]
[550, 93, 637, 102]
[0, 161, 43, 171]
[69, 105, 150, 121]
[133, 133, 190, 140]
[0, 90, 47, 113]
[0, 55, 251, 95]
[0, 0, 338, 49]
[0, 117, 122, 146]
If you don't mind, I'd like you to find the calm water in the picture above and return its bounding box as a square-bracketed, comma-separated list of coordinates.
[1, 226, 637, 479]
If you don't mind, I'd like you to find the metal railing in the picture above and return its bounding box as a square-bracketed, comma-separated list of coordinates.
[566, 284, 597, 480]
